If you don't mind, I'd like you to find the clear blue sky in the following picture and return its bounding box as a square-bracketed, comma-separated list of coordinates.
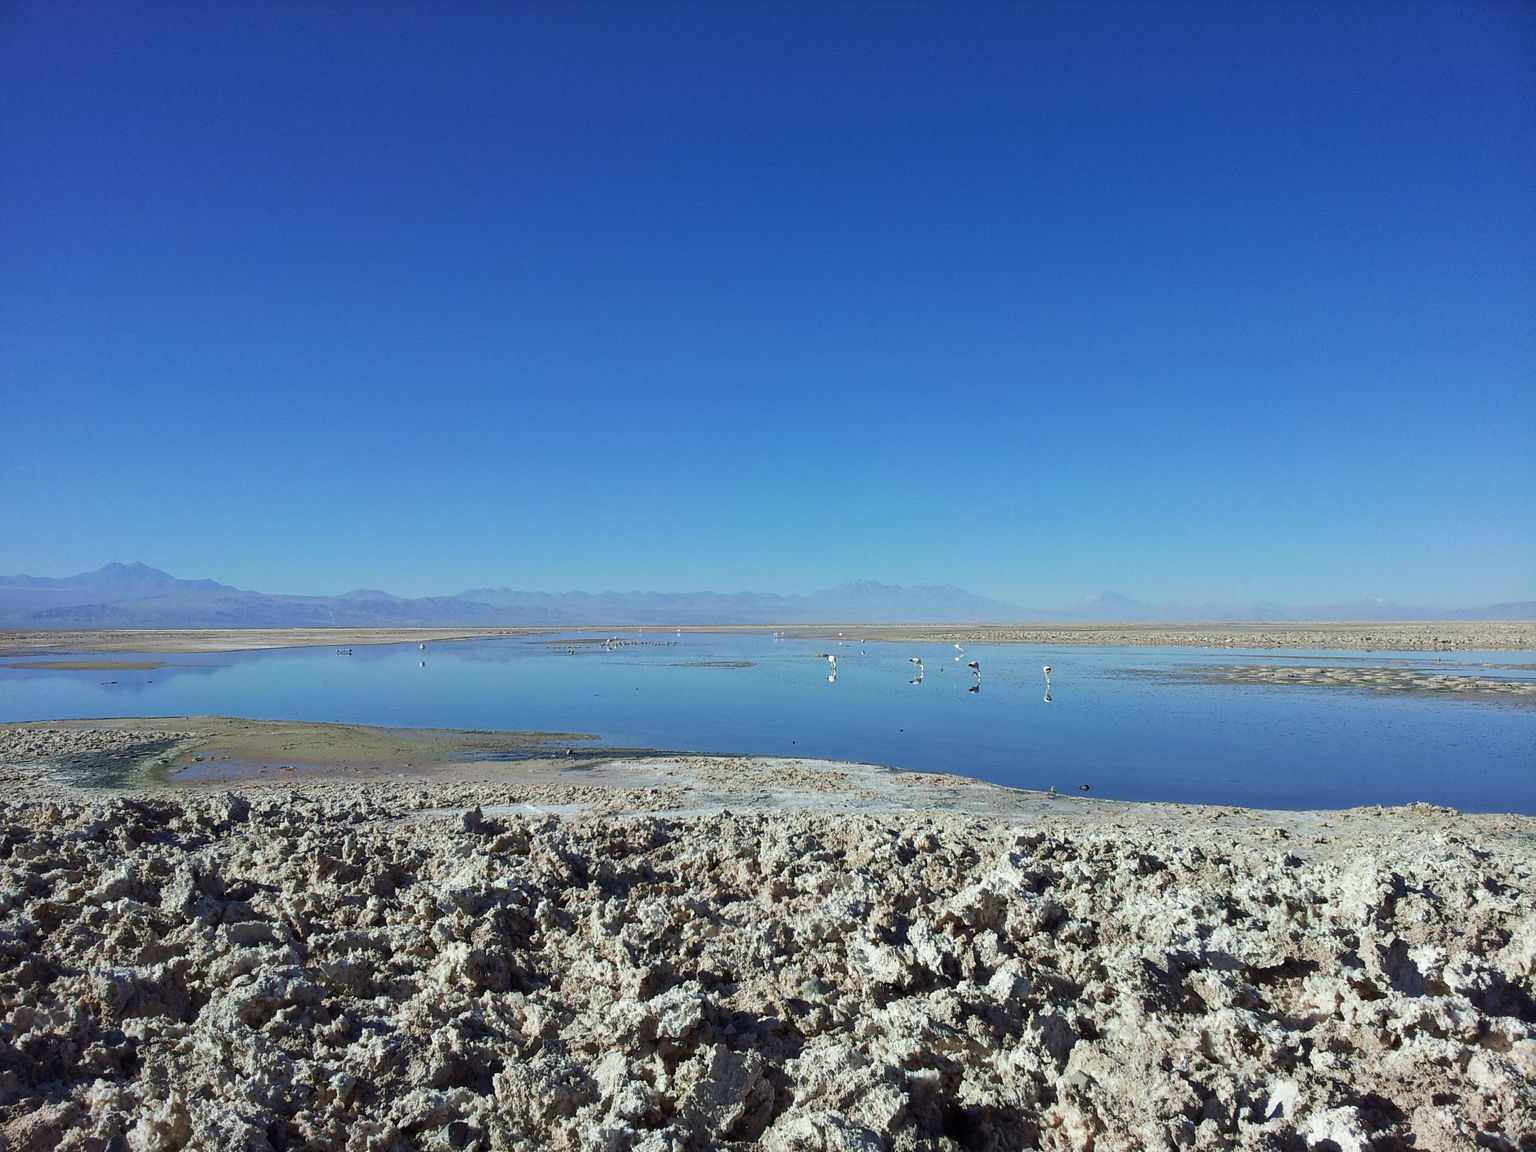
[3, 1, 1532, 606]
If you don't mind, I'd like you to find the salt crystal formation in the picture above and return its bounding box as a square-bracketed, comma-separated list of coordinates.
[0, 792, 1532, 1151]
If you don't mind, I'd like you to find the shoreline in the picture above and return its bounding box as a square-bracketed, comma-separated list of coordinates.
[4, 716, 1534, 834]
[3, 619, 1533, 654]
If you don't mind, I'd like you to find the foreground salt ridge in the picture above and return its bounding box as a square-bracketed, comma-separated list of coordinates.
[1, 767, 1533, 1150]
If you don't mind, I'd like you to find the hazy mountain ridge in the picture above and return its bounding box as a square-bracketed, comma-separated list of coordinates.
[446, 580, 1025, 625]
[1059, 591, 1536, 624]
[0, 564, 1529, 628]
[1, 561, 235, 593]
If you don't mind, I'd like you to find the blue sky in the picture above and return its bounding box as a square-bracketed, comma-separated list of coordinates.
[2, 1, 1532, 606]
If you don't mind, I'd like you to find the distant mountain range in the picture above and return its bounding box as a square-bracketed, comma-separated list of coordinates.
[0, 562, 1530, 629]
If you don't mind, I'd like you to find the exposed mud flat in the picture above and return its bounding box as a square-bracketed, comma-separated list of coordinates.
[0, 720, 601, 790]
[1, 726, 1534, 1151]
[1123, 663, 1536, 705]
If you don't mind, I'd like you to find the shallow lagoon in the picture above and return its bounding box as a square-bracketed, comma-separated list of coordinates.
[3, 632, 1533, 812]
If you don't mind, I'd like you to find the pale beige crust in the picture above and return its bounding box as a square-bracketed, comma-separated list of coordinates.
[3, 619, 1532, 654]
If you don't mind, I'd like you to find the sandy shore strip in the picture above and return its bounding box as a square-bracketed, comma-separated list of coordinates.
[816, 620, 1536, 652]
[1, 720, 1534, 1149]
[4, 619, 1533, 656]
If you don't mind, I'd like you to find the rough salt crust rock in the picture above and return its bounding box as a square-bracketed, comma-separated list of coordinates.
[0, 764, 1532, 1151]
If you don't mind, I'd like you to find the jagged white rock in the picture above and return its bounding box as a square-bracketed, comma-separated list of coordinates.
[0, 782, 1532, 1150]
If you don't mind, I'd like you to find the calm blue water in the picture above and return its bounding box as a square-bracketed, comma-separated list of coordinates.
[3, 633, 1533, 812]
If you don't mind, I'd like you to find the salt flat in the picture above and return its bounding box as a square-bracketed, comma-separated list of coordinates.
[3, 619, 1533, 655]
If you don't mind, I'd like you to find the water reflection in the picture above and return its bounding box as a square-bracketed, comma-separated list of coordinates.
[0, 660, 224, 692]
